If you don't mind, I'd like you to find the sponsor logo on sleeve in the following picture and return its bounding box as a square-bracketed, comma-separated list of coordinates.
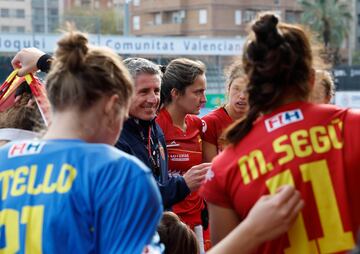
[265, 109, 303, 132]
[201, 120, 207, 133]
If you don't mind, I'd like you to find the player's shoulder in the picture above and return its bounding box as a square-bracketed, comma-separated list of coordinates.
[304, 102, 346, 114]
[211, 145, 238, 172]
[156, 109, 172, 132]
[186, 114, 202, 129]
[202, 107, 226, 122]
[82, 143, 151, 175]
[2, 139, 150, 175]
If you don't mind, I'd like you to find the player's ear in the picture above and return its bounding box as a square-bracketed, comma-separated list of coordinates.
[171, 88, 180, 99]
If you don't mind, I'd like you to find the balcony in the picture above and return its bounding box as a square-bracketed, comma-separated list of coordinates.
[132, 0, 185, 13]
[134, 22, 186, 36]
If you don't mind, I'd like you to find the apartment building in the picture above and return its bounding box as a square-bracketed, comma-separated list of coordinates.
[0, 0, 63, 33]
[0, 0, 32, 33]
[64, 0, 124, 10]
[32, 0, 63, 33]
[354, 0, 360, 49]
[129, 0, 302, 37]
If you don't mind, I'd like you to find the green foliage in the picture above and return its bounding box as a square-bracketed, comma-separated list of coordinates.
[298, 0, 352, 64]
[352, 50, 360, 65]
[63, 7, 124, 35]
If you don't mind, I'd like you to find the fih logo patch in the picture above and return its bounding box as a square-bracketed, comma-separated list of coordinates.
[8, 141, 44, 158]
[265, 109, 304, 132]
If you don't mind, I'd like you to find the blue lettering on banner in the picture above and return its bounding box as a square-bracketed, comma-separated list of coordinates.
[0, 33, 245, 56]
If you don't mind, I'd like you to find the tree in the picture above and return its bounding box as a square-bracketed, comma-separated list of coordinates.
[298, 0, 352, 64]
[352, 50, 360, 65]
[63, 7, 124, 35]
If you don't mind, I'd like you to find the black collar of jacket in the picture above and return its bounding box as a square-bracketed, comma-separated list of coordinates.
[123, 116, 157, 137]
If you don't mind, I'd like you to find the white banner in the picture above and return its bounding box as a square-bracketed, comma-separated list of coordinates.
[335, 91, 360, 108]
[0, 33, 245, 56]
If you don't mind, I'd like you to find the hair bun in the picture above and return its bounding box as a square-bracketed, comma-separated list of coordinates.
[56, 28, 89, 72]
[252, 14, 282, 49]
[159, 65, 167, 73]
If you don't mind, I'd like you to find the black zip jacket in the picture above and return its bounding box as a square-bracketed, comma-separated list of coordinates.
[115, 117, 190, 210]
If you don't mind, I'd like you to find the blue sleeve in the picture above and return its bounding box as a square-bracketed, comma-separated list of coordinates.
[93, 158, 163, 254]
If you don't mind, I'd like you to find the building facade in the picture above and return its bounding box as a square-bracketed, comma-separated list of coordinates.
[64, 0, 124, 10]
[0, 0, 32, 33]
[0, 0, 63, 33]
[354, 0, 360, 50]
[129, 0, 302, 37]
[32, 0, 63, 33]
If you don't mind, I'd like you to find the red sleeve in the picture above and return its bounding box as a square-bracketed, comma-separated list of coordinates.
[188, 115, 204, 137]
[344, 109, 360, 168]
[343, 109, 360, 228]
[201, 114, 218, 145]
[155, 112, 167, 134]
[199, 153, 233, 208]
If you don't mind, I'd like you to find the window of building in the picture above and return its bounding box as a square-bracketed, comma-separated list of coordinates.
[81, 0, 91, 7]
[16, 26, 25, 32]
[273, 10, 282, 19]
[33, 7, 43, 17]
[50, 8, 58, 16]
[16, 9, 25, 18]
[154, 13, 162, 25]
[171, 10, 185, 24]
[133, 16, 140, 30]
[1, 8, 10, 18]
[179, 10, 186, 21]
[235, 10, 242, 25]
[285, 10, 298, 23]
[199, 9, 207, 24]
[243, 10, 256, 23]
[274, 0, 280, 5]
[133, 0, 140, 6]
[35, 24, 44, 33]
[2, 26, 10, 32]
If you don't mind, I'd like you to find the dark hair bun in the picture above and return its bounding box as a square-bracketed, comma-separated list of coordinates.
[159, 65, 167, 73]
[56, 29, 89, 72]
[252, 14, 283, 49]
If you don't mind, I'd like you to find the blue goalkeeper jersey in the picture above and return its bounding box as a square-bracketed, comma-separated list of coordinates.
[0, 139, 162, 254]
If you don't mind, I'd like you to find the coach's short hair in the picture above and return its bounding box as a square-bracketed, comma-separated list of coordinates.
[123, 57, 162, 80]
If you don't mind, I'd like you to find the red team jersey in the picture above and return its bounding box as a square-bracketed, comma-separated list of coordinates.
[202, 107, 233, 152]
[156, 108, 204, 226]
[200, 101, 360, 254]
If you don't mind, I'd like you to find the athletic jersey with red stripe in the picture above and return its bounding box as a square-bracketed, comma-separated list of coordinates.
[156, 108, 204, 226]
[200, 101, 360, 254]
[202, 107, 233, 152]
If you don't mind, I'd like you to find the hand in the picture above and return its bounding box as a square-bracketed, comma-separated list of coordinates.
[243, 185, 304, 243]
[11, 48, 45, 76]
[183, 163, 211, 192]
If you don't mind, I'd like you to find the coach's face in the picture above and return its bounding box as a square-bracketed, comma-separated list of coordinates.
[129, 73, 161, 121]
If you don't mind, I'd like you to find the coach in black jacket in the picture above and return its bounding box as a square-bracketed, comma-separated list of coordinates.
[116, 58, 208, 209]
